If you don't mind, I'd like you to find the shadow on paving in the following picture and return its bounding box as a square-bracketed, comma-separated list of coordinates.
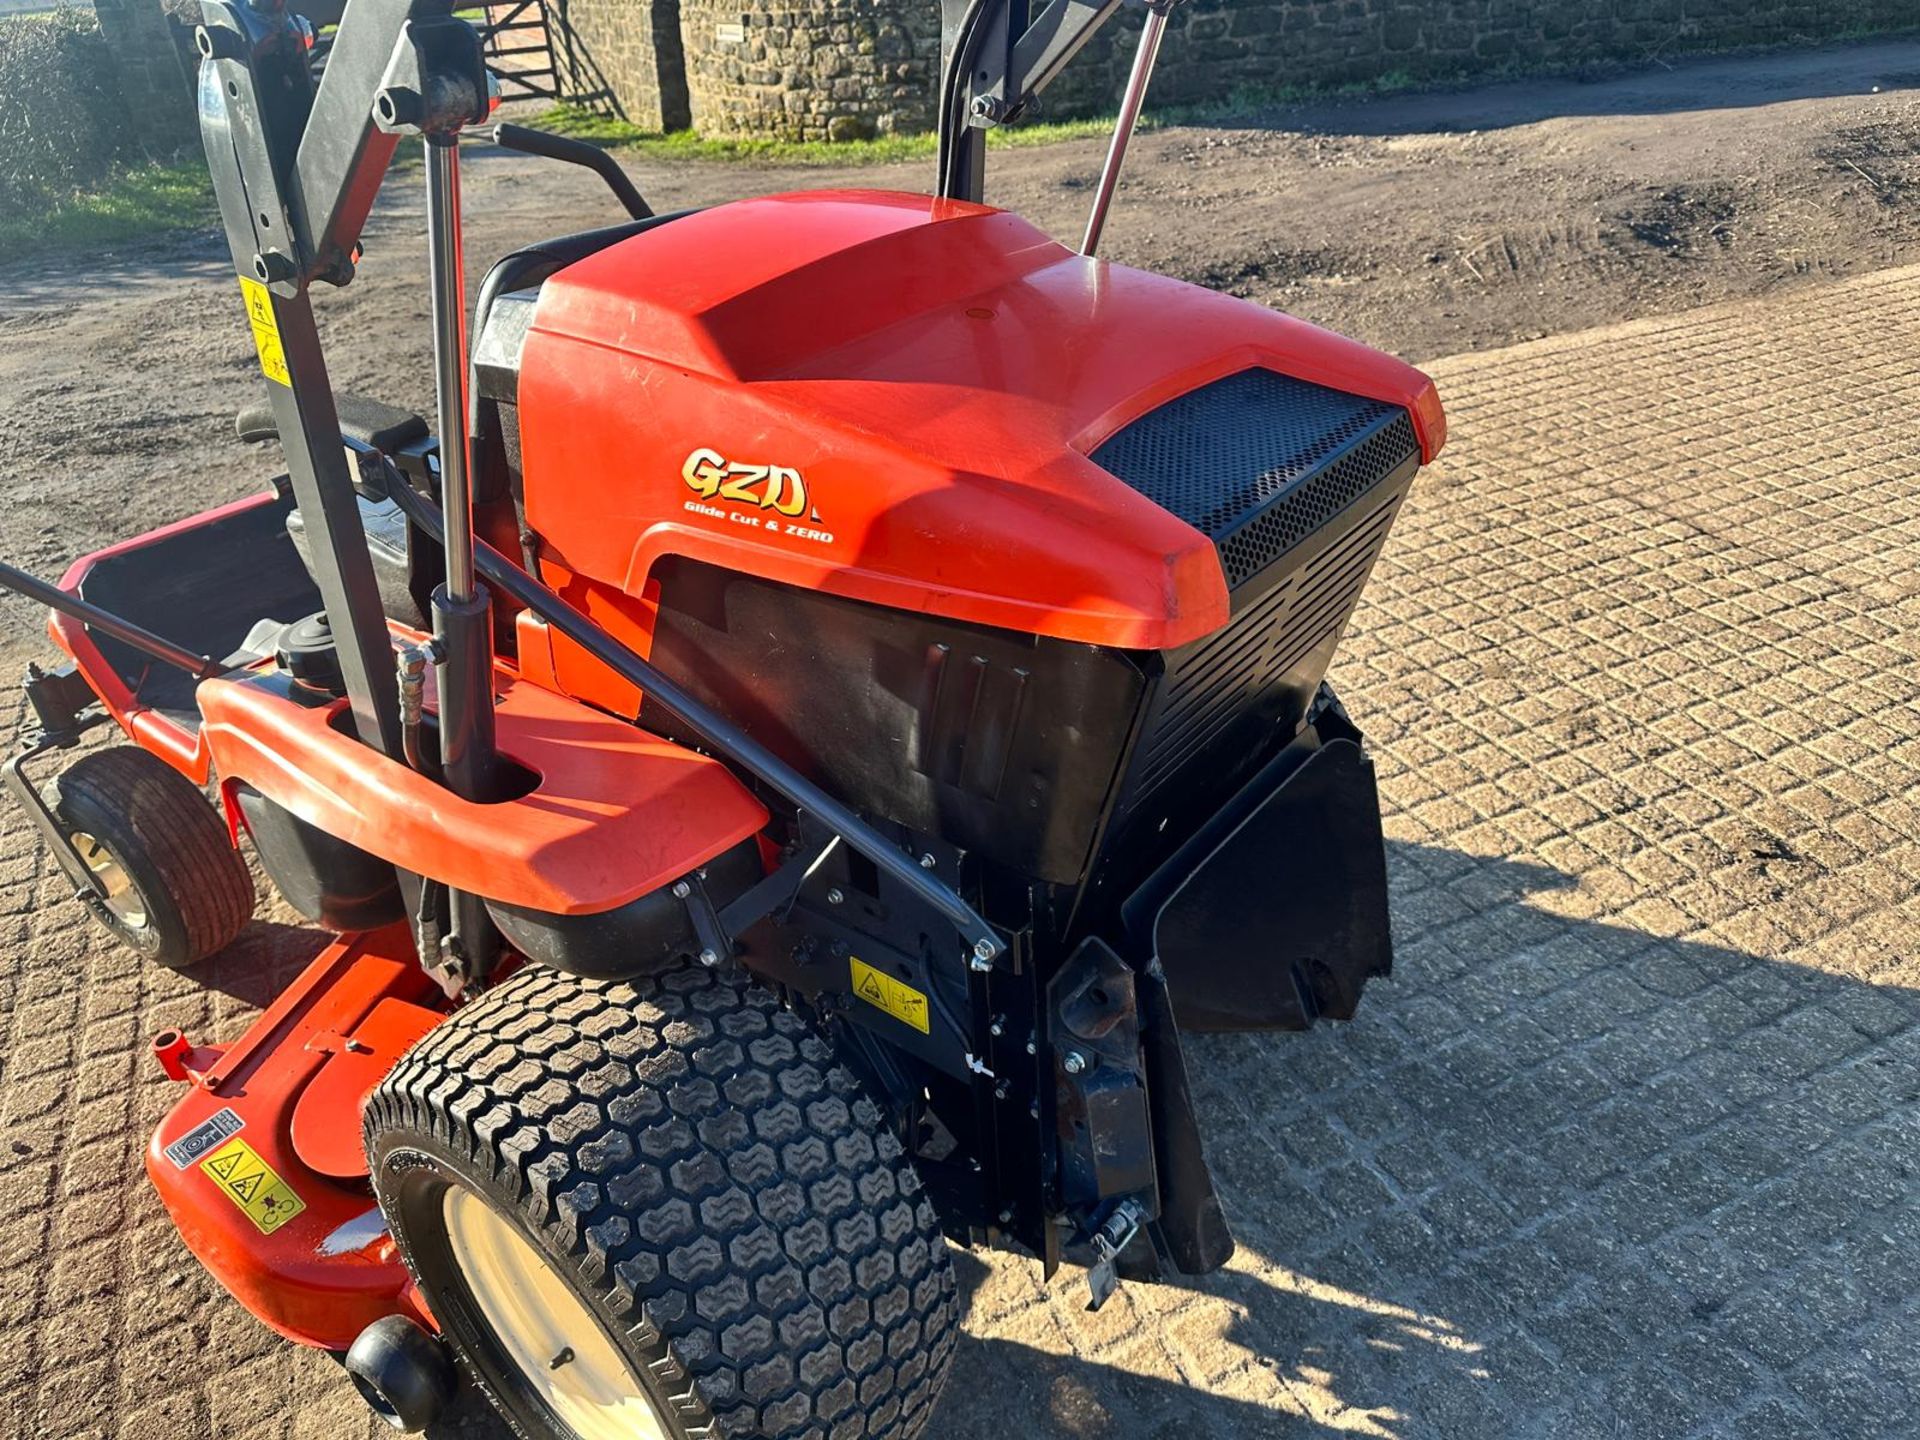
[383, 839, 1919, 1438]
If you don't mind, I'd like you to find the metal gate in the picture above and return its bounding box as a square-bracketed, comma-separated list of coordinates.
[478, 0, 561, 103]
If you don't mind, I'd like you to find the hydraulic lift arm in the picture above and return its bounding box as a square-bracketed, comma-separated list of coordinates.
[192, 0, 489, 759]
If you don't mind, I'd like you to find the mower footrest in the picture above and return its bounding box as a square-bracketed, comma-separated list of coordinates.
[197, 668, 770, 917]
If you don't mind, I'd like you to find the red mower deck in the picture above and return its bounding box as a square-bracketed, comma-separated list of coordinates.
[146, 925, 446, 1350]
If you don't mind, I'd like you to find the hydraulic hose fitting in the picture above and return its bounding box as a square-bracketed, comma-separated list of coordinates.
[397, 639, 443, 774]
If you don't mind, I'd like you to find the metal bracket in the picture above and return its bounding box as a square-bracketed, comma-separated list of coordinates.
[675, 872, 732, 970]
[371, 15, 491, 138]
[717, 828, 839, 936]
[2, 723, 116, 922]
[23, 663, 105, 745]
[1086, 1197, 1146, 1310]
[940, 0, 1139, 200]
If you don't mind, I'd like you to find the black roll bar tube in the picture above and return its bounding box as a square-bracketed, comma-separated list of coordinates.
[0, 561, 222, 681]
[385, 485, 1006, 967]
[485, 124, 653, 220]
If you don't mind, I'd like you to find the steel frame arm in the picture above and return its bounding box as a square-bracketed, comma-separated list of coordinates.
[198, 1, 406, 755]
[291, 0, 419, 284]
[1009, 0, 1128, 102]
[937, 0, 1130, 201]
[194, 0, 486, 762]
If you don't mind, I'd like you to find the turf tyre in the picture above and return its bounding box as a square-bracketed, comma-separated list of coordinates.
[363, 963, 958, 1440]
[51, 746, 254, 969]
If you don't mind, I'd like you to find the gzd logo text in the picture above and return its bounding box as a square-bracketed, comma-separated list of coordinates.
[681, 448, 834, 544]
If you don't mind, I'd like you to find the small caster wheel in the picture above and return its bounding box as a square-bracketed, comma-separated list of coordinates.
[344, 1314, 457, 1432]
[50, 747, 254, 969]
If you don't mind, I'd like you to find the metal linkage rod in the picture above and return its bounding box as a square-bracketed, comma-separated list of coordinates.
[385, 485, 1006, 967]
[1080, 2, 1171, 257]
[0, 562, 220, 680]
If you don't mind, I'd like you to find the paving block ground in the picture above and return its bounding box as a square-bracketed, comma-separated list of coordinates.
[0, 263, 1916, 1439]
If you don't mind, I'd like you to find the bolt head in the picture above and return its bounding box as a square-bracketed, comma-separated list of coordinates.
[826, 887, 845, 905]
[919, 852, 937, 869]
[1062, 1051, 1088, 1075]
[697, 948, 719, 968]
[671, 880, 691, 899]
[252, 249, 297, 285]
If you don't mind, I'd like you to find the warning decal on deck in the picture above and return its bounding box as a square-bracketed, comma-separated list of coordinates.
[849, 956, 930, 1034]
[163, 1107, 244, 1169]
[201, 1137, 306, 1235]
[238, 276, 291, 387]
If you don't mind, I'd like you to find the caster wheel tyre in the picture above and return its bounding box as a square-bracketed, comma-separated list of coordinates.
[51, 747, 254, 969]
[345, 1314, 458, 1432]
[365, 963, 958, 1440]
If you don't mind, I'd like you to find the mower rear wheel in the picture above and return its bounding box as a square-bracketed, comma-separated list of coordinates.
[364, 963, 958, 1440]
[51, 747, 255, 969]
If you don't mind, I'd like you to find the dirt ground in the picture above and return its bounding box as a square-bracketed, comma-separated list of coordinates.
[0, 35, 1917, 1440]
[4, 39, 1920, 607]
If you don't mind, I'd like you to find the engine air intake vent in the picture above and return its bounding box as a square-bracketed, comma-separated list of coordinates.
[1090, 368, 1419, 587]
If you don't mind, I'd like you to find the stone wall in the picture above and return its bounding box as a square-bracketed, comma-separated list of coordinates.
[551, 0, 690, 131]
[676, 0, 942, 141]
[558, 0, 1920, 138]
[89, 0, 196, 153]
[1048, 0, 1920, 115]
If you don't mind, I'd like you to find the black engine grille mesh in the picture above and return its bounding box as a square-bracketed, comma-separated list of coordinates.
[1131, 488, 1405, 798]
[1091, 368, 1419, 587]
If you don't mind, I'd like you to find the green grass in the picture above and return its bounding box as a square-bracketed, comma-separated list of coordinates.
[529, 102, 1130, 165]
[522, 66, 1443, 166]
[0, 158, 214, 263]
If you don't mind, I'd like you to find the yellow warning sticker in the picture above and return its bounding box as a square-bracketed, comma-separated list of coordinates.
[201, 1137, 306, 1235]
[849, 956, 930, 1034]
[238, 276, 291, 387]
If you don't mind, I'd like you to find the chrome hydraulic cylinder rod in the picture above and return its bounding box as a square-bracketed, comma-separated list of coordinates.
[1080, 2, 1170, 257]
[424, 133, 477, 602]
[421, 129, 498, 982]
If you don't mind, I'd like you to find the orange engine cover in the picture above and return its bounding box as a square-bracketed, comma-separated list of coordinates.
[516, 189, 1443, 652]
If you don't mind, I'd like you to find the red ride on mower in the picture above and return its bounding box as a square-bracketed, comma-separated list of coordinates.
[1, 0, 1445, 1434]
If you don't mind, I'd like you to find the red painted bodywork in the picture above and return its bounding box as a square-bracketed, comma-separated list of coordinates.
[200, 663, 767, 915]
[145, 927, 448, 1350]
[75, 187, 1446, 1355]
[519, 189, 1444, 654]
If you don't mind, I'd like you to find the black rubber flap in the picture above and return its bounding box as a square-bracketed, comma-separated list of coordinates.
[1151, 737, 1393, 1032]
